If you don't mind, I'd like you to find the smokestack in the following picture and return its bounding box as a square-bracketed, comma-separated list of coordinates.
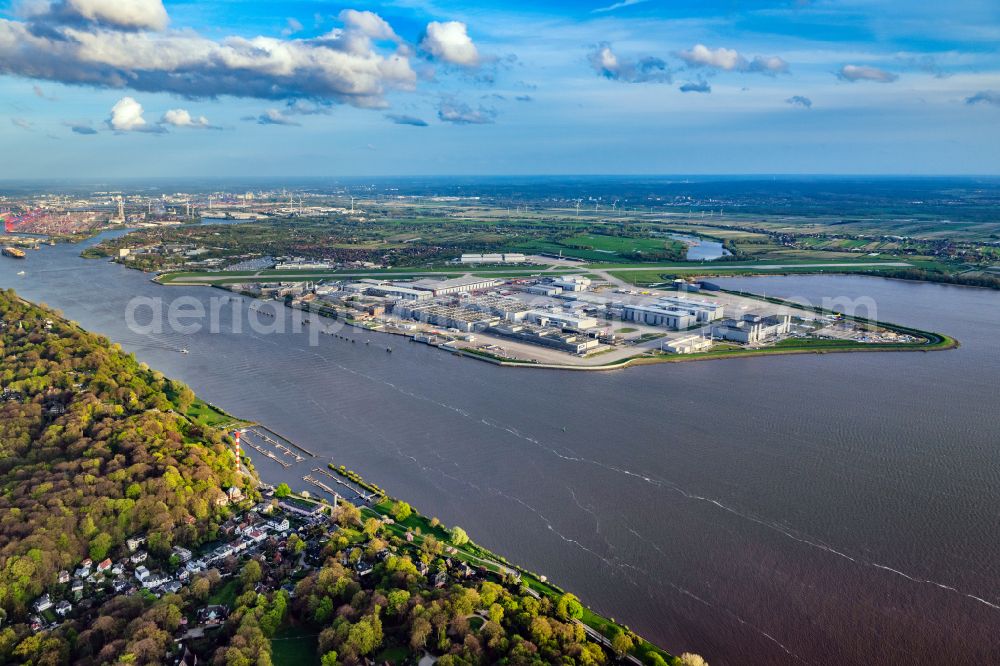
[232, 430, 241, 466]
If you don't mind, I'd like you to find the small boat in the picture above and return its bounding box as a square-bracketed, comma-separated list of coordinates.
[386, 347, 392, 353]
[17, 270, 25, 276]
[180, 349, 189, 354]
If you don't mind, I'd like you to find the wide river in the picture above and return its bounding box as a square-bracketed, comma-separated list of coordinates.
[1, 234, 997, 665]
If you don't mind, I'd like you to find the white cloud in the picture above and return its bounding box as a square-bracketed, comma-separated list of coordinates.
[677, 44, 745, 71]
[677, 44, 788, 75]
[107, 96, 151, 131]
[339, 9, 399, 42]
[748, 55, 789, 75]
[588, 42, 671, 83]
[248, 109, 300, 126]
[160, 108, 213, 129]
[438, 100, 495, 124]
[0, 9, 416, 110]
[838, 64, 898, 83]
[27, 0, 169, 31]
[421, 21, 479, 67]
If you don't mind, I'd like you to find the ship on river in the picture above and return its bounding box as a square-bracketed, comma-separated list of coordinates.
[2, 247, 26, 259]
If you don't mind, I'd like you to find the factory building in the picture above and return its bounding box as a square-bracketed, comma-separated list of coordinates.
[524, 284, 563, 297]
[394, 301, 500, 332]
[662, 335, 714, 354]
[621, 304, 697, 330]
[463, 295, 531, 322]
[550, 276, 592, 292]
[410, 276, 504, 297]
[489, 324, 600, 355]
[622, 295, 724, 330]
[525, 310, 599, 331]
[656, 296, 725, 322]
[460, 253, 527, 264]
[711, 314, 791, 344]
[366, 285, 432, 301]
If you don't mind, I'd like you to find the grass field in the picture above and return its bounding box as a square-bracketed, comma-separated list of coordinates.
[272, 624, 320, 666]
[208, 579, 239, 608]
[185, 397, 245, 429]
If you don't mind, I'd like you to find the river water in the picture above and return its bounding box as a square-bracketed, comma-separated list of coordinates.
[668, 233, 732, 261]
[1, 235, 997, 665]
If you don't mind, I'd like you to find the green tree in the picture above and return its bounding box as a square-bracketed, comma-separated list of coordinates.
[363, 517, 381, 538]
[89, 532, 113, 561]
[556, 593, 584, 620]
[386, 589, 410, 616]
[345, 614, 382, 657]
[320, 651, 339, 666]
[240, 560, 262, 590]
[391, 500, 412, 522]
[611, 629, 634, 659]
[274, 483, 292, 498]
[449, 526, 469, 547]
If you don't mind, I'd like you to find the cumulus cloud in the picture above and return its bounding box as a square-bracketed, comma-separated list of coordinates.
[677, 44, 744, 71]
[748, 55, 790, 75]
[838, 64, 897, 83]
[677, 44, 788, 75]
[679, 79, 711, 93]
[965, 91, 1000, 106]
[0, 5, 416, 110]
[588, 42, 672, 83]
[339, 9, 399, 42]
[786, 95, 812, 108]
[420, 21, 479, 67]
[385, 113, 428, 126]
[106, 96, 160, 132]
[160, 108, 215, 129]
[11, 118, 33, 131]
[437, 100, 495, 125]
[25, 0, 169, 31]
[247, 109, 300, 126]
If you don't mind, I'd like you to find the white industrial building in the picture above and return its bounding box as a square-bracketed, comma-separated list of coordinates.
[460, 253, 527, 264]
[525, 310, 599, 331]
[656, 296, 725, 322]
[550, 276, 592, 292]
[621, 304, 696, 329]
[394, 301, 501, 332]
[410, 276, 504, 296]
[662, 335, 714, 354]
[524, 284, 563, 296]
[622, 296, 724, 330]
[711, 314, 791, 343]
[463, 295, 531, 321]
[367, 284, 432, 301]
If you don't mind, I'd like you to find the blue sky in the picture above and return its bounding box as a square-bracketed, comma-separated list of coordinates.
[0, 0, 998, 177]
